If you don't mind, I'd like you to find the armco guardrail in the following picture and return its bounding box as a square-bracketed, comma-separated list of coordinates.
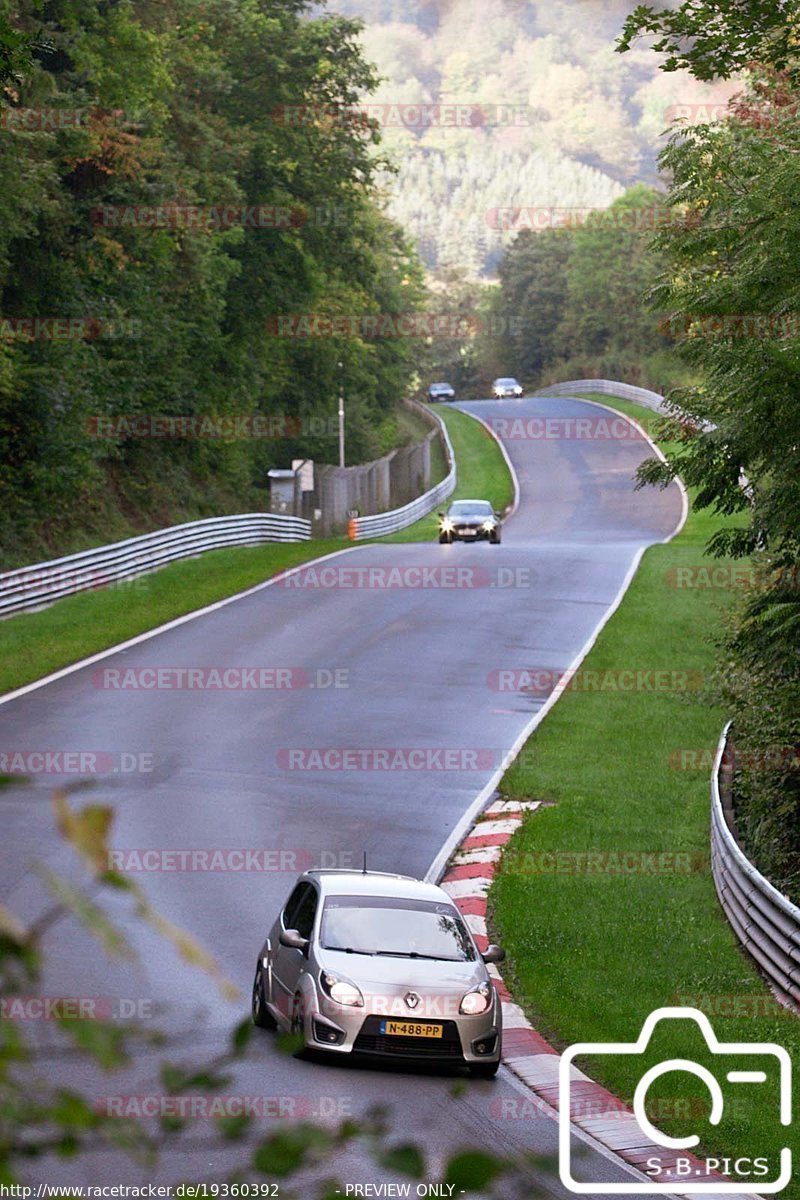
[534, 378, 667, 413]
[349, 403, 456, 539]
[0, 512, 310, 617]
[711, 723, 800, 1007]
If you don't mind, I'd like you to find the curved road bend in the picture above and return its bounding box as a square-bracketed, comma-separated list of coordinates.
[0, 396, 682, 1195]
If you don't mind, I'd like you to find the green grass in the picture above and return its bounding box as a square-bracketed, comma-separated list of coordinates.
[489, 394, 799, 1194]
[379, 403, 515, 543]
[0, 539, 347, 697]
[0, 403, 508, 694]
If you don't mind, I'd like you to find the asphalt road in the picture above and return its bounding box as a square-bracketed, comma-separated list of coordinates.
[0, 395, 683, 1196]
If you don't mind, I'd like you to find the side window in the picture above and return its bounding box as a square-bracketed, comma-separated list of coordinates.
[292, 885, 319, 940]
[282, 883, 308, 929]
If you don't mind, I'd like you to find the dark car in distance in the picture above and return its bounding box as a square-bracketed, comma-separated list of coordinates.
[438, 499, 502, 544]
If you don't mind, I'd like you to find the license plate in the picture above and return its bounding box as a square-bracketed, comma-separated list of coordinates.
[458, 528, 475, 536]
[380, 1020, 443, 1038]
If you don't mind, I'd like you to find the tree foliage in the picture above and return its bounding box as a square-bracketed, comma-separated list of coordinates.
[482, 186, 683, 392]
[0, 0, 426, 566]
[619, 6, 800, 892]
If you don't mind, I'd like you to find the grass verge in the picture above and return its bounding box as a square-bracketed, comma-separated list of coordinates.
[0, 403, 510, 694]
[0, 400, 513, 696]
[380, 404, 514, 543]
[0, 540, 347, 697]
[489, 393, 799, 1194]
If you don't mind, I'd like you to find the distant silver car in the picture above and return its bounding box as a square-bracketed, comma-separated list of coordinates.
[252, 870, 504, 1077]
[492, 377, 523, 398]
[427, 381, 455, 402]
[438, 499, 502, 544]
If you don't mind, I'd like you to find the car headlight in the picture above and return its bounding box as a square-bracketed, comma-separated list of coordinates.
[482, 520, 496, 531]
[459, 982, 492, 1015]
[320, 971, 364, 1007]
[440, 518, 455, 532]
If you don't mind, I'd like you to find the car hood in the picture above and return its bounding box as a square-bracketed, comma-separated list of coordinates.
[317, 948, 487, 994]
[451, 514, 490, 525]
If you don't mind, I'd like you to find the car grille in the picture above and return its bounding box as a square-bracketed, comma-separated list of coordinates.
[353, 1016, 464, 1059]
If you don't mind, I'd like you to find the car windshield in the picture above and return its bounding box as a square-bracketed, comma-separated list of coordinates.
[448, 501, 493, 517]
[320, 895, 475, 961]
[496, 378, 517, 386]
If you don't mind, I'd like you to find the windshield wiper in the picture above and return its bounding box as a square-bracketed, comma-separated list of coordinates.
[322, 946, 375, 955]
[375, 951, 460, 961]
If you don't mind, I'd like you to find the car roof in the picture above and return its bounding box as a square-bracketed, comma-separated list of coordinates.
[304, 869, 452, 903]
[449, 497, 491, 506]
[495, 377, 518, 383]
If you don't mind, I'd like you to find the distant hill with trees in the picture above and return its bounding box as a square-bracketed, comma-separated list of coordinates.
[330, 0, 738, 276]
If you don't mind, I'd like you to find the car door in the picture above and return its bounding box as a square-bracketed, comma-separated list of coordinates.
[270, 881, 319, 1016]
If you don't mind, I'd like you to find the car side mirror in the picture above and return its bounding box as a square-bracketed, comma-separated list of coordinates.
[482, 944, 505, 964]
[437, 512, 444, 519]
[279, 928, 309, 954]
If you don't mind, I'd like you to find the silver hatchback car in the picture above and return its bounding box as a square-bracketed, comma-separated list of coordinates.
[252, 870, 504, 1077]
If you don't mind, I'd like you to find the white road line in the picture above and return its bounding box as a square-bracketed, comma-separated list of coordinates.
[425, 395, 688, 884]
[0, 544, 367, 707]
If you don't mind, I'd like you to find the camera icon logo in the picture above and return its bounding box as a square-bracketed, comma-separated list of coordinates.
[558, 1007, 792, 1194]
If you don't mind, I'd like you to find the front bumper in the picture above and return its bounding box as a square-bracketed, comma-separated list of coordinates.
[444, 526, 496, 541]
[304, 991, 502, 1064]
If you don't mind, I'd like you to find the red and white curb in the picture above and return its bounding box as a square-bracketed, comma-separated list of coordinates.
[440, 799, 754, 1199]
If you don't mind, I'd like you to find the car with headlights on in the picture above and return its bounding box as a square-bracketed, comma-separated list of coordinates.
[438, 499, 502, 544]
[251, 870, 504, 1077]
[427, 381, 455, 403]
[492, 377, 523, 398]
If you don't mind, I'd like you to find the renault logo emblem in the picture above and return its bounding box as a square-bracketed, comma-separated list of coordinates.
[404, 992, 420, 1010]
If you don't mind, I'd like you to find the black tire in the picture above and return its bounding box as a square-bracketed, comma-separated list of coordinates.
[469, 1060, 500, 1079]
[438, 534, 451, 545]
[490, 533, 501, 545]
[252, 964, 277, 1029]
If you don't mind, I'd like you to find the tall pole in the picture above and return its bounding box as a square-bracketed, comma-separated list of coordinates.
[338, 359, 345, 468]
